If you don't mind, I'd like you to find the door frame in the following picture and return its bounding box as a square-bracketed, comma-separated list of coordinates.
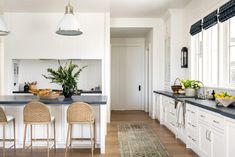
[111, 42, 147, 111]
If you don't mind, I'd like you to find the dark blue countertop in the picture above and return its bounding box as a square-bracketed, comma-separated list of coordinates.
[153, 91, 195, 99]
[154, 90, 235, 120]
[0, 95, 107, 105]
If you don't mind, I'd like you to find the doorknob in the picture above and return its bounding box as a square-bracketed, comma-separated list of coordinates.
[138, 85, 141, 91]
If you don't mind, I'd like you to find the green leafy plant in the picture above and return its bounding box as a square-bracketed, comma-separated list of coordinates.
[180, 79, 202, 89]
[42, 60, 87, 97]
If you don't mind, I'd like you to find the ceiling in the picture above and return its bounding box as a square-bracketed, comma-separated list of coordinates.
[111, 28, 151, 38]
[0, 0, 191, 17]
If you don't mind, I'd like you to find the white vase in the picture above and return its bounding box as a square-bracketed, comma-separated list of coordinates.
[185, 88, 196, 97]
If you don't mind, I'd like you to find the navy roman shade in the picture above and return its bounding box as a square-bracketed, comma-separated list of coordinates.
[218, 0, 235, 22]
[203, 10, 218, 30]
[190, 20, 202, 36]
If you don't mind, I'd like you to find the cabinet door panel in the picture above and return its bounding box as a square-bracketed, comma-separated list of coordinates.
[199, 123, 211, 157]
[211, 131, 225, 157]
[226, 120, 235, 157]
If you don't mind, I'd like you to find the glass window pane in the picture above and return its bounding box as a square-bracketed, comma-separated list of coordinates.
[230, 46, 235, 84]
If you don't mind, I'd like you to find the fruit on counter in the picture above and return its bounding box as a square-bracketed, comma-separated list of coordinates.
[214, 92, 235, 99]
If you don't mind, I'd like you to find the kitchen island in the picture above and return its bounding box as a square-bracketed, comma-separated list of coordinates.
[0, 95, 107, 154]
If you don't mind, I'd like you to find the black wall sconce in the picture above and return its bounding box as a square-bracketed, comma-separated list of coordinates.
[181, 47, 188, 68]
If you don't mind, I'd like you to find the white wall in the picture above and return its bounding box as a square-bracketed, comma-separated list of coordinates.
[1, 12, 109, 95]
[145, 29, 153, 112]
[14, 59, 101, 91]
[0, 38, 4, 94]
[4, 13, 105, 59]
[162, 9, 189, 90]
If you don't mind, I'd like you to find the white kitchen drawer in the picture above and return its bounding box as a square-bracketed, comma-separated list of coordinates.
[210, 114, 224, 131]
[198, 109, 210, 123]
[186, 104, 198, 124]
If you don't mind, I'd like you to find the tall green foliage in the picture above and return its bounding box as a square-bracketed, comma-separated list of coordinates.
[42, 60, 87, 95]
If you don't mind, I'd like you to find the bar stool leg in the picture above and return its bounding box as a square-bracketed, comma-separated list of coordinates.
[23, 124, 27, 149]
[90, 123, 93, 157]
[53, 119, 56, 149]
[47, 124, 49, 157]
[2, 124, 5, 157]
[93, 121, 96, 150]
[69, 124, 73, 149]
[13, 119, 16, 151]
[30, 124, 33, 151]
[65, 124, 71, 155]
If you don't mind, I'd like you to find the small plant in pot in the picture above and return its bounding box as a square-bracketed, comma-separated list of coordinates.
[42, 60, 87, 98]
[180, 79, 202, 97]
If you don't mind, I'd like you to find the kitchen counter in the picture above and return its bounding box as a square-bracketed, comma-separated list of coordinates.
[0, 95, 106, 105]
[153, 91, 195, 99]
[0, 95, 107, 153]
[13, 90, 102, 94]
[154, 90, 235, 120]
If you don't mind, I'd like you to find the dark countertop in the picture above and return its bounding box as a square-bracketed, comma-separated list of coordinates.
[154, 90, 235, 120]
[153, 91, 195, 100]
[13, 90, 102, 94]
[0, 95, 107, 105]
[183, 98, 235, 119]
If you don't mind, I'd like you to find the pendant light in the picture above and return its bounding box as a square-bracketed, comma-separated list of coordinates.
[56, 1, 82, 36]
[0, 15, 10, 36]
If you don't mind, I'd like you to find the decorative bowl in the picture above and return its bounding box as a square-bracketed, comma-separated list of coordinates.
[216, 98, 235, 107]
[38, 92, 61, 100]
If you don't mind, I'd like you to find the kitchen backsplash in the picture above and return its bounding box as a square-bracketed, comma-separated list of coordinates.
[13, 59, 102, 91]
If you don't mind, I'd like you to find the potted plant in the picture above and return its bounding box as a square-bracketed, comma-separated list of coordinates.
[180, 79, 202, 96]
[43, 60, 87, 98]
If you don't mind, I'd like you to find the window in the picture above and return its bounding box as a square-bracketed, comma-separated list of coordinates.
[192, 17, 235, 89]
[191, 25, 219, 87]
[202, 25, 219, 86]
[229, 18, 235, 85]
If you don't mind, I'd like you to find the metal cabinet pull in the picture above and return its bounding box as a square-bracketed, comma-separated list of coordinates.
[200, 115, 205, 118]
[213, 120, 219, 124]
[192, 124, 196, 128]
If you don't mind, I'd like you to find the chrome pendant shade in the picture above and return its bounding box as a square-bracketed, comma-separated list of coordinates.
[56, 3, 82, 36]
[0, 16, 10, 36]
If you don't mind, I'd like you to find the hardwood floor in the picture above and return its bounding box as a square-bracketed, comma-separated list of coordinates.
[2, 110, 198, 157]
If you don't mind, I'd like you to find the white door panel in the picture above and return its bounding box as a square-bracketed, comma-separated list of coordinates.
[111, 45, 144, 110]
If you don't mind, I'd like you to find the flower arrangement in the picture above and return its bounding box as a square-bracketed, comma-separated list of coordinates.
[42, 60, 87, 98]
[180, 79, 202, 89]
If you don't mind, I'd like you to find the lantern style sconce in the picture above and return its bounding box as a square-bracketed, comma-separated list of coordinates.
[181, 47, 188, 68]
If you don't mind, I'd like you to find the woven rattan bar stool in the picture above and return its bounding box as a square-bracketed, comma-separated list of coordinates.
[23, 101, 56, 156]
[0, 107, 16, 156]
[65, 102, 96, 157]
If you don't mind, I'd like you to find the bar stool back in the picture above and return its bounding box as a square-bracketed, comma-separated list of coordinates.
[65, 102, 96, 157]
[0, 107, 16, 156]
[23, 101, 56, 156]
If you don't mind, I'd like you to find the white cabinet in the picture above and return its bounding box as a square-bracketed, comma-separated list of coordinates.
[186, 104, 225, 157]
[198, 122, 211, 157]
[162, 96, 177, 135]
[211, 129, 225, 157]
[225, 118, 235, 157]
[185, 104, 199, 153]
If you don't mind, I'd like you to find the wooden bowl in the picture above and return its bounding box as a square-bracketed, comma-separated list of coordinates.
[216, 98, 235, 107]
[171, 85, 182, 94]
[38, 92, 61, 100]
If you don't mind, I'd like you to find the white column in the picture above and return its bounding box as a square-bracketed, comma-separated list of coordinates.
[100, 105, 107, 154]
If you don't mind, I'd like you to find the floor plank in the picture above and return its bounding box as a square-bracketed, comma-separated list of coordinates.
[1, 110, 198, 157]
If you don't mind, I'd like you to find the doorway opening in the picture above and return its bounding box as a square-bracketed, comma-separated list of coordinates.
[110, 27, 153, 111]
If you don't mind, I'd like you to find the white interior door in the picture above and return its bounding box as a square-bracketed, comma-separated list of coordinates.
[111, 45, 144, 110]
